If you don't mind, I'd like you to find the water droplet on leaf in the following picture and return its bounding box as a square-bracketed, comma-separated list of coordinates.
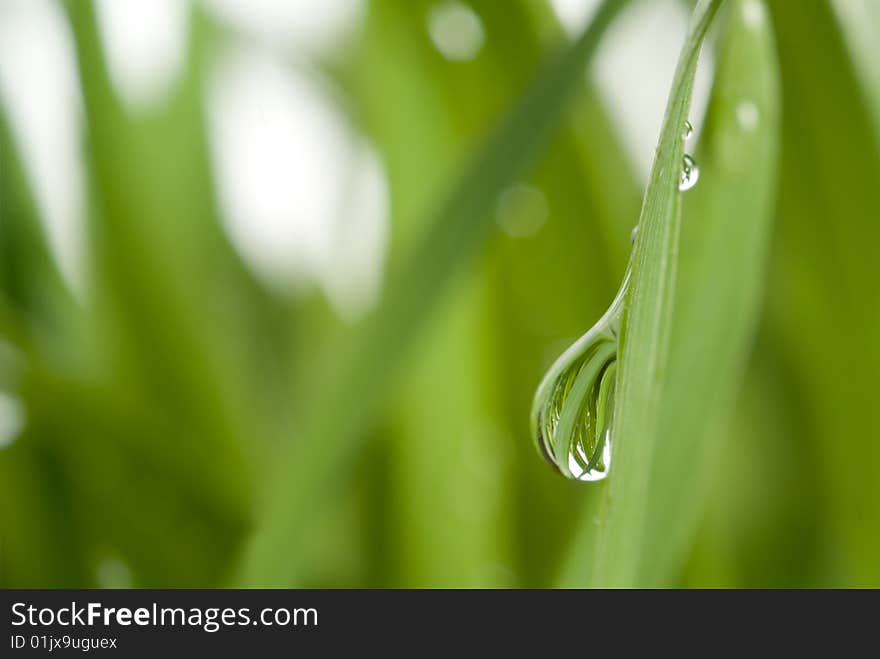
[532, 119, 698, 482]
[679, 154, 699, 191]
[683, 120, 693, 140]
[736, 100, 759, 131]
[531, 270, 629, 482]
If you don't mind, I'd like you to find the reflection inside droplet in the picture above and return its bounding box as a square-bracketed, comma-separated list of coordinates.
[568, 431, 612, 481]
[683, 119, 693, 140]
[679, 153, 699, 191]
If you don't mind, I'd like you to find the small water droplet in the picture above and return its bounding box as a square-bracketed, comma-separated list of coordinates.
[683, 120, 693, 140]
[496, 183, 548, 238]
[736, 100, 759, 132]
[427, 1, 485, 62]
[0, 391, 25, 449]
[679, 154, 699, 191]
[531, 270, 629, 482]
[630, 225, 639, 245]
[96, 557, 133, 588]
[742, 0, 765, 29]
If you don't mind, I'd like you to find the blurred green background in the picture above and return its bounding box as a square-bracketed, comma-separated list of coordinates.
[1, 0, 878, 588]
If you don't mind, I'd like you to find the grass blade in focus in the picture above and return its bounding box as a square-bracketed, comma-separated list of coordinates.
[636, 0, 780, 586]
[593, 0, 723, 587]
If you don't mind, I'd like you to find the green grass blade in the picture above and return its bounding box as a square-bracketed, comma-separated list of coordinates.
[685, 0, 880, 588]
[593, 0, 724, 587]
[636, 0, 780, 586]
[830, 0, 880, 142]
[0, 109, 72, 336]
[766, 0, 880, 585]
[345, 0, 632, 587]
[235, 0, 629, 586]
[58, 0, 276, 584]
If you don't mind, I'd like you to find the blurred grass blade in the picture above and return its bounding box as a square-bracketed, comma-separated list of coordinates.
[0, 108, 72, 337]
[0, 107, 87, 587]
[592, 0, 723, 586]
[767, 0, 880, 584]
[236, 0, 629, 586]
[830, 0, 880, 142]
[347, 0, 636, 587]
[59, 0, 277, 584]
[346, 0, 640, 587]
[633, 0, 779, 586]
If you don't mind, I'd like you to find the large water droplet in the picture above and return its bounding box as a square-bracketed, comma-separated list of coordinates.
[531, 270, 629, 482]
[679, 154, 699, 191]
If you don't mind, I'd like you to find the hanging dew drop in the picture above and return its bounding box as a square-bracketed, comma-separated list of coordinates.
[679, 154, 699, 191]
[532, 120, 697, 482]
[531, 269, 629, 482]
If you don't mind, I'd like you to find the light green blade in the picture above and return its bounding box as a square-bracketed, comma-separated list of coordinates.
[592, 0, 724, 587]
[637, 0, 780, 586]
